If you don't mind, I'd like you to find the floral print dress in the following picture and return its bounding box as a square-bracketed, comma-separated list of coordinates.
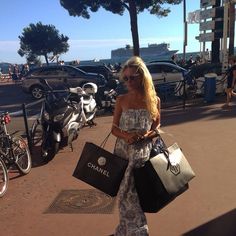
[114, 109, 153, 236]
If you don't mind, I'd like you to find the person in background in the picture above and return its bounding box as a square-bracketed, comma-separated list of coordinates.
[19, 64, 29, 79]
[12, 64, 19, 82]
[8, 65, 13, 82]
[225, 56, 236, 108]
[25, 64, 29, 72]
[171, 53, 177, 63]
[186, 55, 194, 68]
[111, 56, 161, 236]
[204, 48, 210, 62]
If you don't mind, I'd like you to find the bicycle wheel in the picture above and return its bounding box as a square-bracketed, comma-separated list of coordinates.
[174, 81, 184, 97]
[0, 158, 8, 197]
[31, 119, 43, 146]
[12, 136, 32, 174]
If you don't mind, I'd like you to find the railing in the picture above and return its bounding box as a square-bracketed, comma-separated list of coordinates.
[0, 74, 12, 82]
[8, 98, 44, 155]
[6, 76, 226, 154]
[155, 75, 226, 109]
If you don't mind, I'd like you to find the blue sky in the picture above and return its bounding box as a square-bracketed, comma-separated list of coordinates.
[0, 0, 202, 64]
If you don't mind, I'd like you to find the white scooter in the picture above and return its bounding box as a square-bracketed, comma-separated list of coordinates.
[70, 82, 98, 129]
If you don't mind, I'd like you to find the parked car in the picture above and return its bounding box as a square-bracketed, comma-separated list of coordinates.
[77, 64, 118, 81]
[21, 65, 106, 99]
[147, 60, 178, 65]
[146, 62, 188, 84]
[185, 62, 222, 81]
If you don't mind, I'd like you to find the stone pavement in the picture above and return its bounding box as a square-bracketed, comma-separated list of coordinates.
[0, 98, 236, 236]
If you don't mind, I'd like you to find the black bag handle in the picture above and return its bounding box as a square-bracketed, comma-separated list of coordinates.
[100, 131, 112, 148]
[151, 134, 171, 170]
[161, 148, 171, 171]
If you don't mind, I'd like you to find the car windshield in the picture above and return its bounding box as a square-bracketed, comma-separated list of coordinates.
[147, 63, 186, 73]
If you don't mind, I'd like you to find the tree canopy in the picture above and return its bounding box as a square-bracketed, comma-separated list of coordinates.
[60, 0, 182, 57]
[18, 22, 69, 65]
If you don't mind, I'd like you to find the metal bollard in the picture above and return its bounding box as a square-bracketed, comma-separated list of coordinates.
[22, 103, 32, 155]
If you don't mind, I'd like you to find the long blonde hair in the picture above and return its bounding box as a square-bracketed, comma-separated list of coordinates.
[120, 56, 159, 120]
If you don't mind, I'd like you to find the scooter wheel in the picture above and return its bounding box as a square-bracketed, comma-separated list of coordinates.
[41, 139, 60, 163]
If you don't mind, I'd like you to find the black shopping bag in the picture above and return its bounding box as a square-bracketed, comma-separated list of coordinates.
[134, 140, 195, 213]
[73, 142, 128, 197]
[134, 160, 189, 213]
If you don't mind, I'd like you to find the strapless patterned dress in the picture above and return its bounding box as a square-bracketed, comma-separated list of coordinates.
[114, 109, 153, 236]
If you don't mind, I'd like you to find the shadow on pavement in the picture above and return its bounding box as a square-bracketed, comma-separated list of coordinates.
[162, 101, 236, 127]
[31, 145, 47, 168]
[8, 168, 24, 181]
[183, 208, 236, 236]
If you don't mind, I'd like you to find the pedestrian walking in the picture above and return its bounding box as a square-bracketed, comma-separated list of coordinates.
[204, 48, 210, 62]
[224, 56, 236, 108]
[111, 56, 161, 235]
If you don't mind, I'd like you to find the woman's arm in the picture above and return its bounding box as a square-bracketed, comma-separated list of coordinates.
[111, 96, 125, 138]
[141, 96, 161, 140]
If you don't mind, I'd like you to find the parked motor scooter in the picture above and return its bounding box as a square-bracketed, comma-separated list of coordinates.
[75, 82, 98, 128]
[94, 79, 118, 112]
[33, 79, 97, 162]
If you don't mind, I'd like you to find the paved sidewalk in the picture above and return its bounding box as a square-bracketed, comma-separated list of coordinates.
[1, 99, 236, 236]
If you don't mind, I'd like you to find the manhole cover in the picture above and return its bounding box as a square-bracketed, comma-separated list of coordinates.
[45, 189, 116, 214]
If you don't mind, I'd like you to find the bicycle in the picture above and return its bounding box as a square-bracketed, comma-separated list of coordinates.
[0, 112, 32, 175]
[0, 155, 8, 197]
[174, 74, 206, 99]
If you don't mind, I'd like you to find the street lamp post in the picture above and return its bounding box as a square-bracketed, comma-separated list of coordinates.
[183, 0, 187, 62]
[183, 0, 187, 110]
[211, 0, 221, 63]
[229, 1, 235, 56]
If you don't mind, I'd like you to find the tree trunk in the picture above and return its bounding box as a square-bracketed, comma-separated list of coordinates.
[128, 0, 140, 56]
[229, 3, 235, 56]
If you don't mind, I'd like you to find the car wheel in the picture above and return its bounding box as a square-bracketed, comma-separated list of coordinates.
[31, 85, 44, 99]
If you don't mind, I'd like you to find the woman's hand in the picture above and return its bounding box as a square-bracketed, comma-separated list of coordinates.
[132, 129, 159, 142]
[124, 132, 144, 144]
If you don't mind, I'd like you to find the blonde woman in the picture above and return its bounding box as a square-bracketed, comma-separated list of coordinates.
[111, 56, 160, 236]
